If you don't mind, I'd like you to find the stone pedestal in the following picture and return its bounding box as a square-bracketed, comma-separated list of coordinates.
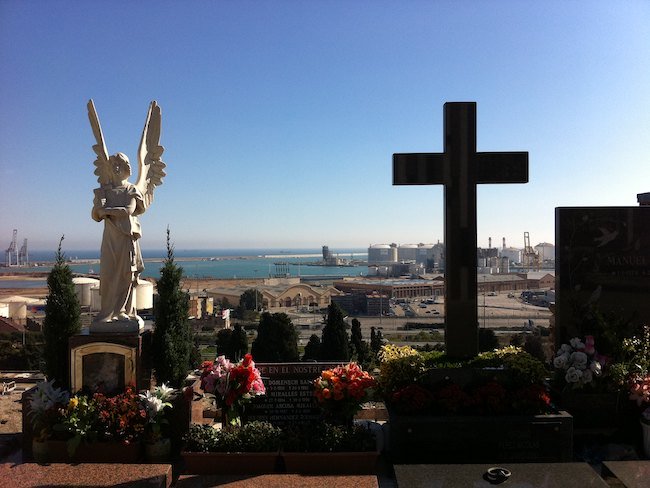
[69, 329, 152, 394]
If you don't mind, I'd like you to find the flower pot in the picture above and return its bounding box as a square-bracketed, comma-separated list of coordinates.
[32, 439, 49, 464]
[145, 438, 171, 463]
[642, 421, 650, 458]
[282, 451, 378, 474]
[43, 439, 142, 463]
[388, 410, 573, 463]
[181, 451, 280, 474]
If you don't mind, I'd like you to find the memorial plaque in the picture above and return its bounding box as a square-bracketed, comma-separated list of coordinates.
[246, 362, 339, 426]
[555, 206, 650, 345]
[82, 352, 125, 394]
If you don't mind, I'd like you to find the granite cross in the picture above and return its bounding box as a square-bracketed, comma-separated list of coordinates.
[393, 102, 529, 358]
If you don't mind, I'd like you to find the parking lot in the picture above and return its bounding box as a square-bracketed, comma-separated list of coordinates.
[287, 292, 552, 347]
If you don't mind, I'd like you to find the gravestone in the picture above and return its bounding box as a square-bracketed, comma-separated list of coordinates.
[393, 102, 528, 358]
[69, 331, 153, 394]
[246, 362, 339, 426]
[555, 206, 650, 345]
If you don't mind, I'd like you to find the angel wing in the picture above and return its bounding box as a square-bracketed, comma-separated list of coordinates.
[135, 101, 167, 210]
[87, 99, 111, 185]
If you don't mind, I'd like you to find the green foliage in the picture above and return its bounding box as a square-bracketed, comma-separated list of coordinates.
[215, 328, 233, 357]
[239, 289, 263, 311]
[42, 236, 80, 388]
[281, 423, 376, 453]
[608, 324, 650, 387]
[478, 328, 499, 352]
[184, 421, 282, 452]
[228, 323, 249, 361]
[377, 345, 426, 396]
[469, 347, 547, 387]
[378, 344, 547, 398]
[318, 303, 350, 361]
[370, 327, 385, 355]
[302, 334, 321, 361]
[251, 312, 299, 362]
[152, 229, 192, 388]
[350, 318, 370, 366]
[567, 301, 635, 358]
[0, 340, 43, 370]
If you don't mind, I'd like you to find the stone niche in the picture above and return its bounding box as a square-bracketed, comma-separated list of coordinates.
[69, 331, 152, 394]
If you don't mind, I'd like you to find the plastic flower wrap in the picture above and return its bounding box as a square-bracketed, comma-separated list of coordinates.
[553, 336, 604, 389]
[314, 362, 376, 423]
[199, 353, 265, 425]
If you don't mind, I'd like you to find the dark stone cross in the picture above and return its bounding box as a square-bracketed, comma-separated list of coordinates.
[393, 102, 529, 358]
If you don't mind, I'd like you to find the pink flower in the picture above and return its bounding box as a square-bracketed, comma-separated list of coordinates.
[584, 335, 595, 355]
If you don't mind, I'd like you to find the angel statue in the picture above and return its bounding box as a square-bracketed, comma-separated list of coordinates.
[88, 100, 166, 331]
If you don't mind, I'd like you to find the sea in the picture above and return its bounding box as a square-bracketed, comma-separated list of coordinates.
[1, 248, 369, 284]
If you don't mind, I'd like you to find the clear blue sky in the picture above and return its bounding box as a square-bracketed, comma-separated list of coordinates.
[1, 1, 649, 252]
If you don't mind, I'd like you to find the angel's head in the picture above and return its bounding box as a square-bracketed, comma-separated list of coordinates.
[109, 152, 131, 182]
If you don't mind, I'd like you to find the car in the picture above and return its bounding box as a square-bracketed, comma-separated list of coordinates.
[433, 310, 440, 315]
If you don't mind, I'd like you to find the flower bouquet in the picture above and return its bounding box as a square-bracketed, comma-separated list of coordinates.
[139, 383, 176, 444]
[553, 336, 604, 389]
[313, 362, 376, 425]
[28, 379, 70, 442]
[199, 353, 266, 427]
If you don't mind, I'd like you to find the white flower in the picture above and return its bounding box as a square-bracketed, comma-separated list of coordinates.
[558, 344, 573, 355]
[581, 369, 593, 384]
[553, 354, 569, 369]
[154, 383, 176, 401]
[565, 367, 583, 384]
[570, 338, 585, 350]
[570, 351, 589, 370]
[30, 378, 70, 415]
[590, 361, 602, 376]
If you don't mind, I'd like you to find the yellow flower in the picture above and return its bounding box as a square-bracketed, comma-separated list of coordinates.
[68, 397, 79, 411]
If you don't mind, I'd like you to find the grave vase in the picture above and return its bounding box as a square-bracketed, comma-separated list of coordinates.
[31, 439, 49, 464]
[642, 421, 650, 458]
[145, 437, 171, 463]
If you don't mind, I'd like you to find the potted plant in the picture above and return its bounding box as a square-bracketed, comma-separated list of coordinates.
[27, 379, 70, 463]
[199, 353, 266, 428]
[44, 385, 147, 463]
[139, 383, 176, 462]
[629, 375, 650, 458]
[182, 421, 282, 474]
[380, 345, 572, 463]
[281, 422, 378, 474]
[313, 362, 377, 426]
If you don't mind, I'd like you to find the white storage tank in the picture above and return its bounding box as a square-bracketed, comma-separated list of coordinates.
[73, 277, 100, 307]
[136, 279, 154, 310]
[534, 242, 555, 262]
[0, 296, 34, 320]
[398, 244, 418, 262]
[91, 286, 101, 312]
[368, 244, 398, 265]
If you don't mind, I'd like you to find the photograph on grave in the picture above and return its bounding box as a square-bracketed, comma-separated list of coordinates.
[70, 341, 136, 394]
